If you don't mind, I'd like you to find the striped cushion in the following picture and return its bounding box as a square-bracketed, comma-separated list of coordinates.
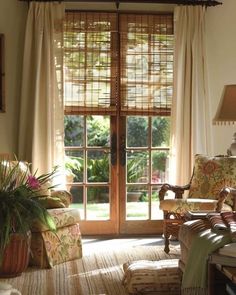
[122, 259, 181, 294]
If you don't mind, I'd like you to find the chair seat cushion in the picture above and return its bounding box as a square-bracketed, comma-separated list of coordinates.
[122, 259, 181, 294]
[31, 208, 81, 232]
[159, 198, 232, 214]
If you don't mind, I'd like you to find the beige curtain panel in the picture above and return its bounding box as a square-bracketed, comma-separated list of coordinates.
[169, 5, 213, 186]
[18, 2, 65, 179]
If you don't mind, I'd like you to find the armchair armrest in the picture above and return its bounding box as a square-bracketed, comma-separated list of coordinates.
[159, 183, 191, 201]
[216, 187, 236, 212]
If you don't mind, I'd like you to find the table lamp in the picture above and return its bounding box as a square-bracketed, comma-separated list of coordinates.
[213, 84, 236, 156]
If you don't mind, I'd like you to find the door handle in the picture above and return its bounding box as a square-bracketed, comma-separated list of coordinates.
[120, 135, 126, 166]
[111, 132, 117, 166]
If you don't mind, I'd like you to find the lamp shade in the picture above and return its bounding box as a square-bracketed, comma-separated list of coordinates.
[213, 84, 236, 124]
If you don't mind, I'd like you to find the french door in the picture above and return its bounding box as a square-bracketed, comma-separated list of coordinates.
[65, 115, 118, 234]
[65, 114, 169, 235]
[119, 116, 169, 235]
[63, 11, 173, 235]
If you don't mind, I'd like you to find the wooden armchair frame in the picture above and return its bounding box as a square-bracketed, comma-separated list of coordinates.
[159, 154, 236, 253]
[159, 183, 191, 253]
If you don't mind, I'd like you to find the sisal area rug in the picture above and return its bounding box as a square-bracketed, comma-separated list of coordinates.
[2, 244, 180, 295]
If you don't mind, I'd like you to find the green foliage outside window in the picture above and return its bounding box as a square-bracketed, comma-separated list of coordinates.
[64, 115, 170, 203]
[64, 116, 83, 147]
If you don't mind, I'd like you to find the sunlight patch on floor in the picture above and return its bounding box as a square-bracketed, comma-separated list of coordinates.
[81, 236, 176, 256]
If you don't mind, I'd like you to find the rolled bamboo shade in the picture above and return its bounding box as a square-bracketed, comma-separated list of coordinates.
[64, 12, 118, 115]
[119, 13, 173, 116]
[64, 12, 173, 116]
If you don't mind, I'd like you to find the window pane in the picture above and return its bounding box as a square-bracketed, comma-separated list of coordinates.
[152, 151, 169, 183]
[70, 186, 84, 220]
[127, 116, 148, 147]
[126, 185, 148, 220]
[87, 150, 110, 183]
[65, 151, 84, 183]
[87, 187, 110, 220]
[152, 117, 170, 147]
[151, 186, 163, 220]
[64, 115, 84, 147]
[87, 115, 110, 147]
[127, 151, 148, 183]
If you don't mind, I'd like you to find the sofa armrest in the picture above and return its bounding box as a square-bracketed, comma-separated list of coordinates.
[159, 183, 191, 201]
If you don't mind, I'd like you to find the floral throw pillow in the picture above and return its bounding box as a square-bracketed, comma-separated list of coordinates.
[188, 154, 236, 207]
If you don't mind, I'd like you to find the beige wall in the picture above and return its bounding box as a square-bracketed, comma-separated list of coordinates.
[0, 0, 27, 155]
[0, 0, 235, 156]
[206, 0, 236, 155]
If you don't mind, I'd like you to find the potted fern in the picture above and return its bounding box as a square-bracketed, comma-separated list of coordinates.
[0, 159, 57, 277]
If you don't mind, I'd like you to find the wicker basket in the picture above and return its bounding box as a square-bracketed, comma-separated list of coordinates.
[0, 232, 31, 278]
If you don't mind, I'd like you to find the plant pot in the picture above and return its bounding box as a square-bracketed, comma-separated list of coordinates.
[100, 192, 109, 203]
[0, 231, 31, 278]
[127, 192, 142, 202]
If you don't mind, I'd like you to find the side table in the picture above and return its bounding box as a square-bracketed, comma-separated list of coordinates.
[208, 262, 236, 295]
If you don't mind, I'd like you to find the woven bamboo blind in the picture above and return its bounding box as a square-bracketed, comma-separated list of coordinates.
[64, 12, 118, 115]
[64, 12, 173, 116]
[120, 14, 173, 116]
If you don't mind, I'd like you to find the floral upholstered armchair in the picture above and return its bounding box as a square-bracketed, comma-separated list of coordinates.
[159, 154, 236, 253]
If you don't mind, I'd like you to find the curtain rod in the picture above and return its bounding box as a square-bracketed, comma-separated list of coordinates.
[19, 0, 222, 7]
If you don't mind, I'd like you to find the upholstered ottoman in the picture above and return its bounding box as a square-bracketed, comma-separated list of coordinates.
[30, 208, 83, 268]
[122, 259, 181, 294]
